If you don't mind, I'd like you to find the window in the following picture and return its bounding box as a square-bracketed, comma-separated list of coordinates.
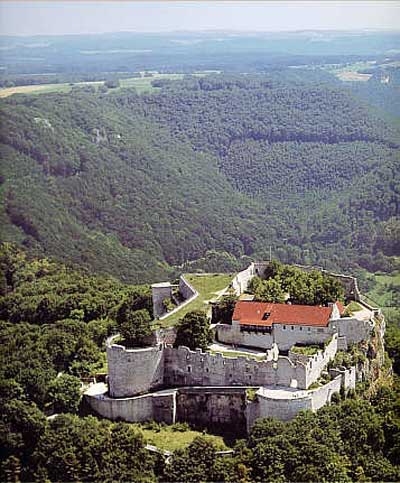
[291, 326, 294, 330]
[299, 326, 303, 331]
[308, 327, 311, 332]
[283, 325, 286, 330]
[187, 366, 192, 373]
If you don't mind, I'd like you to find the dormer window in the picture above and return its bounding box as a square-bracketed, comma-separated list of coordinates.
[262, 312, 271, 320]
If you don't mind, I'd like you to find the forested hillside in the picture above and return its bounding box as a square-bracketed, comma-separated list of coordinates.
[1, 245, 399, 482]
[0, 73, 399, 281]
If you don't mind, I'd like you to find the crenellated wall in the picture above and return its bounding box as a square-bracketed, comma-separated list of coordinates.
[163, 345, 308, 389]
[294, 334, 338, 387]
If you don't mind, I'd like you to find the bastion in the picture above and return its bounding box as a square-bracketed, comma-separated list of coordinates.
[85, 262, 383, 433]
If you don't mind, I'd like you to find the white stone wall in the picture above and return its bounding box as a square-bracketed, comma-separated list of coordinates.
[158, 275, 199, 321]
[107, 340, 164, 398]
[335, 317, 373, 345]
[273, 323, 334, 352]
[302, 334, 338, 387]
[163, 346, 308, 389]
[216, 322, 274, 349]
[256, 389, 313, 422]
[309, 376, 342, 411]
[87, 392, 155, 422]
[231, 263, 256, 295]
[86, 390, 176, 423]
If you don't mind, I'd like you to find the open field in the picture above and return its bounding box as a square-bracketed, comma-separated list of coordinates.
[0, 80, 104, 98]
[364, 271, 400, 308]
[323, 60, 375, 82]
[130, 423, 229, 452]
[157, 273, 233, 327]
[364, 271, 400, 327]
[0, 72, 207, 98]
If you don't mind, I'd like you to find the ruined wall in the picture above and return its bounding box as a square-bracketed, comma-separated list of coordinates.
[273, 323, 334, 352]
[335, 317, 373, 346]
[107, 338, 164, 398]
[301, 334, 338, 387]
[164, 346, 308, 389]
[176, 387, 248, 436]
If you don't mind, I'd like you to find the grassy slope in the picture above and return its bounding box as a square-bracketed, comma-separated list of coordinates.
[158, 273, 233, 327]
[364, 271, 400, 324]
[130, 423, 229, 452]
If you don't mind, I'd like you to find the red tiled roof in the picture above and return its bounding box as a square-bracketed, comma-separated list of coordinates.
[232, 301, 333, 327]
[336, 301, 345, 315]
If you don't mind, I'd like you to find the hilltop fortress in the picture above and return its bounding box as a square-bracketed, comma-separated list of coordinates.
[85, 262, 385, 435]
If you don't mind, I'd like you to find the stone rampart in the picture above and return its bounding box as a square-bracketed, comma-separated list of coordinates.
[158, 275, 199, 321]
[152, 283, 174, 319]
[309, 376, 342, 411]
[256, 387, 313, 422]
[179, 275, 197, 300]
[107, 336, 164, 398]
[176, 387, 248, 436]
[302, 334, 338, 387]
[86, 389, 175, 423]
[335, 317, 373, 347]
[231, 263, 256, 295]
[164, 346, 308, 389]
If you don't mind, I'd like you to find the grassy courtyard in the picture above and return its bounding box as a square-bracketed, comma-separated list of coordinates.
[156, 273, 233, 328]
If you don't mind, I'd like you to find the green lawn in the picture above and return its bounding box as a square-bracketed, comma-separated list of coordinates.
[130, 422, 229, 452]
[290, 345, 320, 356]
[156, 273, 233, 328]
[209, 349, 266, 361]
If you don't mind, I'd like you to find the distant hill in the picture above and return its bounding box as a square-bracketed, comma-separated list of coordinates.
[0, 74, 399, 282]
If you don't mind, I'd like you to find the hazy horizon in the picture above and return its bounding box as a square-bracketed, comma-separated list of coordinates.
[1, 1, 399, 37]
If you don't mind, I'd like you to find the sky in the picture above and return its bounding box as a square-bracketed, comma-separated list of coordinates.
[0, 1, 399, 37]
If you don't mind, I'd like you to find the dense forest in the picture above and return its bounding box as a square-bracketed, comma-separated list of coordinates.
[1, 244, 399, 482]
[0, 72, 399, 282]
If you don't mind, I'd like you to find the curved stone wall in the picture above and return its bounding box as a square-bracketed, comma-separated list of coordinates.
[107, 336, 164, 398]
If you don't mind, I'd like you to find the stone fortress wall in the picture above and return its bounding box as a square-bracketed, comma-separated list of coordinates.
[86, 262, 379, 431]
[152, 275, 198, 320]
